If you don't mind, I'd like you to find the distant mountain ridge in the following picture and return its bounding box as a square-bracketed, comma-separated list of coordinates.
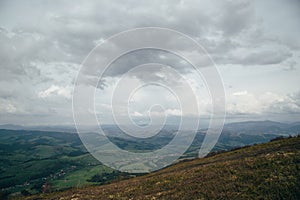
[222, 120, 300, 136]
[0, 124, 77, 133]
[1, 120, 300, 134]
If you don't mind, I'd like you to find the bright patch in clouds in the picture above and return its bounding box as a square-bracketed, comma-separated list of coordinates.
[38, 85, 72, 99]
[0, 100, 17, 113]
[233, 90, 248, 96]
[227, 91, 300, 115]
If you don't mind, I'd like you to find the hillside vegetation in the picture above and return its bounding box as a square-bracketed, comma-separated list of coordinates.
[24, 135, 300, 200]
[2, 123, 294, 198]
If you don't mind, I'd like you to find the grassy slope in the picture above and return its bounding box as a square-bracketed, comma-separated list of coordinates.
[25, 136, 300, 200]
[0, 130, 116, 196]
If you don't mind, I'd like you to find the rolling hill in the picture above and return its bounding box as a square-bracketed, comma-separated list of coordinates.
[23, 135, 300, 200]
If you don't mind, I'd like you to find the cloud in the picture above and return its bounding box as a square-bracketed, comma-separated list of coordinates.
[238, 50, 292, 65]
[217, 0, 254, 36]
[227, 91, 300, 116]
[266, 91, 300, 114]
[38, 85, 72, 99]
[0, 99, 17, 113]
[227, 91, 261, 114]
[233, 90, 248, 96]
[0, 0, 295, 81]
[0, 0, 299, 124]
[283, 61, 297, 71]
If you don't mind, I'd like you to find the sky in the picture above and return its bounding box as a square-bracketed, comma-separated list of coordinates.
[0, 0, 300, 126]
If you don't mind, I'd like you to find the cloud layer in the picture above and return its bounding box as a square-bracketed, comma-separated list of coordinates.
[0, 0, 299, 125]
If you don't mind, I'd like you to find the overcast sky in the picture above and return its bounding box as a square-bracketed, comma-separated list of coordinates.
[0, 0, 299, 126]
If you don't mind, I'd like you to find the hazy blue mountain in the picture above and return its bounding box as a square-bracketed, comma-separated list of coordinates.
[222, 120, 299, 136]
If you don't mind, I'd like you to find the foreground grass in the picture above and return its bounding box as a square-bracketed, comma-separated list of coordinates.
[25, 136, 300, 200]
